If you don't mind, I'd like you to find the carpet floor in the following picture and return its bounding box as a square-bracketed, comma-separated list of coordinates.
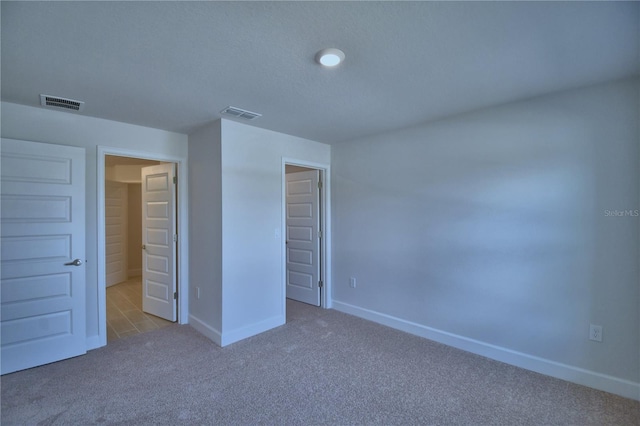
[1, 300, 638, 425]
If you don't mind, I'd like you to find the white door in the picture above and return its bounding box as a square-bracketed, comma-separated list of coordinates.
[286, 169, 321, 306]
[141, 163, 177, 322]
[105, 181, 128, 286]
[1, 139, 86, 374]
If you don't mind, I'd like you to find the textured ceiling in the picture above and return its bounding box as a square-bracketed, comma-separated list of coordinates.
[2, 1, 638, 144]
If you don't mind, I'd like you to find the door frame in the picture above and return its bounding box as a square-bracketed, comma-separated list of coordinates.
[282, 158, 331, 310]
[97, 146, 189, 347]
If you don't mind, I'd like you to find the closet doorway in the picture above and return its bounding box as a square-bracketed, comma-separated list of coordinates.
[104, 155, 176, 341]
[283, 160, 331, 311]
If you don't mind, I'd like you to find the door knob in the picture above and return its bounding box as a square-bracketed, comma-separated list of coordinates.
[64, 259, 83, 266]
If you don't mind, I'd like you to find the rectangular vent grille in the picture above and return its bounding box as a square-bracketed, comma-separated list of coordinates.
[221, 106, 261, 120]
[40, 94, 85, 112]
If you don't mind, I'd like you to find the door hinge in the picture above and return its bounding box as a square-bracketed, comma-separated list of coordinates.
[318, 280, 323, 288]
[173, 176, 177, 184]
[173, 292, 178, 300]
[318, 180, 323, 189]
[173, 234, 178, 242]
[318, 230, 322, 239]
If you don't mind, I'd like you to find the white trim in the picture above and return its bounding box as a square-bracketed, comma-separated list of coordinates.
[333, 300, 640, 401]
[281, 158, 332, 311]
[189, 314, 222, 346]
[97, 146, 189, 349]
[220, 315, 285, 347]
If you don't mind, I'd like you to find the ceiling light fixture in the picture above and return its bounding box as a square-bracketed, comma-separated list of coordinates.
[315, 48, 345, 67]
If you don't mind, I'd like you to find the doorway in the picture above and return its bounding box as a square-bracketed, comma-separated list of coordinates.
[101, 154, 181, 343]
[283, 161, 331, 311]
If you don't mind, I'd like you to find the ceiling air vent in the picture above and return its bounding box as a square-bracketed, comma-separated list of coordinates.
[40, 94, 85, 112]
[220, 106, 261, 120]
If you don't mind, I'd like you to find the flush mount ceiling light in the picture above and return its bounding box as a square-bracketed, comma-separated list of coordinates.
[315, 48, 345, 67]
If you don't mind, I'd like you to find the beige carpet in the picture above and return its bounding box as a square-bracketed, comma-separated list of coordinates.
[2, 300, 638, 425]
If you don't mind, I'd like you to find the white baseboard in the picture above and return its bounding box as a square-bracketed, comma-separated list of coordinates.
[220, 315, 285, 347]
[189, 314, 285, 348]
[189, 314, 222, 346]
[332, 300, 640, 401]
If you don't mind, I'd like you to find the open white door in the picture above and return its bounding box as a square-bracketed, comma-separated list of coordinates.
[141, 163, 177, 322]
[286, 169, 321, 306]
[1, 139, 86, 374]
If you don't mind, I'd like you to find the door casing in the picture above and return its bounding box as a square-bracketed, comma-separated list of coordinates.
[97, 146, 189, 348]
[281, 158, 331, 312]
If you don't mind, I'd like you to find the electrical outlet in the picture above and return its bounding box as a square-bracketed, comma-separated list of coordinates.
[349, 277, 356, 288]
[196, 287, 201, 299]
[589, 324, 602, 342]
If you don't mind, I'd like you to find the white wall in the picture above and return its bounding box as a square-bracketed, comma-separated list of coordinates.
[1, 102, 188, 345]
[106, 165, 145, 183]
[188, 119, 331, 345]
[331, 77, 639, 399]
[219, 120, 330, 345]
[188, 120, 223, 338]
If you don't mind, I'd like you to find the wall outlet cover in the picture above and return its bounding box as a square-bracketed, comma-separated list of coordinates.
[589, 324, 603, 342]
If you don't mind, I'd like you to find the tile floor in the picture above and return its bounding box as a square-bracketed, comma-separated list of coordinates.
[106, 277, 173, 342]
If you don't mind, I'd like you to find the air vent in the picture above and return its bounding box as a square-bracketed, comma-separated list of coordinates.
[40, 94, 85, 112]
[220, 106, 262, 120]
